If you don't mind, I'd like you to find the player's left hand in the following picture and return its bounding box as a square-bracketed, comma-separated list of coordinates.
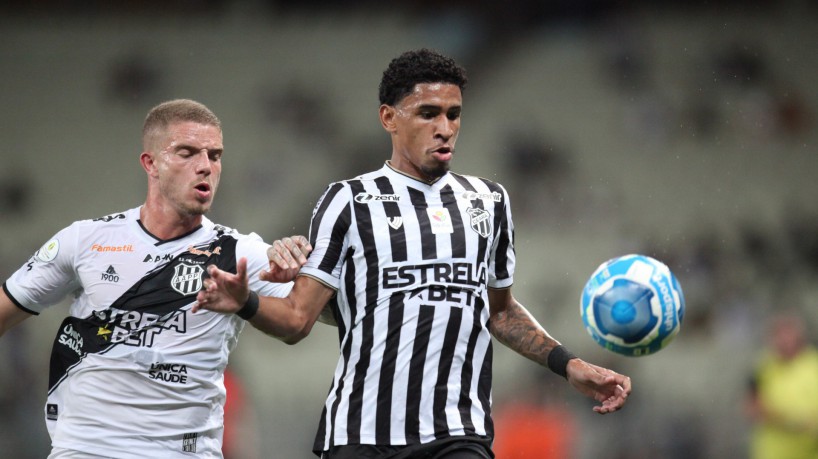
[566, 359, 631, 414]
[260, 235, 312, 283]
[193, 257, 250, 315]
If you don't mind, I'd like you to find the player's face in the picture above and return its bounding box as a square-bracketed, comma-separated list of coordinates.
[152, 121, 223, 217]
[383, 82, 462, 182]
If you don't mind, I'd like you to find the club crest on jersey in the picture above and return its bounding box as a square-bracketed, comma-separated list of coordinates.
[466, 207, 492, 238]
[171, 263, 204, 296]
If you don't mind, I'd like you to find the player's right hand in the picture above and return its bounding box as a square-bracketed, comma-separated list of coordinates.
[260, 235, 312, 283]
[193, 258, 249, 315]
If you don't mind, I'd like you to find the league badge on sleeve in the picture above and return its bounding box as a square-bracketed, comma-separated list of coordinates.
[35, 239, 60, 263]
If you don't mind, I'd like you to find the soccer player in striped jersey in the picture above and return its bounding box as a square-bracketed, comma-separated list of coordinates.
[196, 49, 632, 458]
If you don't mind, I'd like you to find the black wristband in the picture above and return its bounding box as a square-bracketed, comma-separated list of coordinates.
[236, 290, 259, 321]
[547, 345, 577, 379]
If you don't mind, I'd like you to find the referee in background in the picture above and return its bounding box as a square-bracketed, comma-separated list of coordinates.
[195, 48, 632, 459]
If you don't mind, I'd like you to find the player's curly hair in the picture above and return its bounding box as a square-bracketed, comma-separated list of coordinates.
[378, 49, 468, 106]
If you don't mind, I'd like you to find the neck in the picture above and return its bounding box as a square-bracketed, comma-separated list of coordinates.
[140, 202, 202, 241]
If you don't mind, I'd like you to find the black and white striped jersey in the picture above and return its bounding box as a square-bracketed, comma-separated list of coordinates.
[302, 162, 516, 452]
[3, 206, 291, 458]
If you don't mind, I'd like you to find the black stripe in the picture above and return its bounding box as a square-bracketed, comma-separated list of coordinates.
[441, 185, 466, 258]
[451, 174, 488, 272]
[408, 188, 436, 260]
[318, 248, 358, 452]
[405, 305, 435, 443]
[457, 306, 483, 434]
[317, 204, 351, 275]
[346, 180, 380, 443]
[478, 338, 494, 439]
[310, 183, 345, 245]
[375, 292, 405, 443]
[313, 402, 329, 453]
[375, 176, 407, 263]
[433, 307, 463, 439]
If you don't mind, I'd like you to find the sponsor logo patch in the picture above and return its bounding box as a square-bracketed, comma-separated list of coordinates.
[427, 208, 453, 234]
[144, 253, 174, 263]
[183, 433, 198, 453]
[460, 191, 502, 202]
[93, 213, 126, 223]
[90, 244, 134, 253]
[354, 192, 401, 203]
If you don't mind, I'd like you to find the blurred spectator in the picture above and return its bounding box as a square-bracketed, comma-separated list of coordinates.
[503, 129, 573, 221]
[745, 311, 818, 459]
[105, 49, 164, 105]
[223, 368, 260, 459]
[493, 371, 577, 459]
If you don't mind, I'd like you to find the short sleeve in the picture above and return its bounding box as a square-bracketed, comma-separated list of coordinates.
[488, 183, 515, 289]
[4, 223, 81, 314]
[300, 182, 351, 291]
[237, 234, 293, 298]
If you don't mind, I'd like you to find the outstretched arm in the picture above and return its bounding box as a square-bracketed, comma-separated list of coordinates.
[488, 288, 631, 414]
[0, 289, 33, 338]
[193, 258, 334, 344]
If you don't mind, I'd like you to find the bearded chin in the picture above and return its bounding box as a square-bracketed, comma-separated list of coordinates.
[421, 163, 449, 180]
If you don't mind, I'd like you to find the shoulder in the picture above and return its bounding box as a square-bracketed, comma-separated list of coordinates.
[55, 208, 135, 241]
[449, 172, 505, 190]
[448, 172, 508, 201]
[72, 208, 136, 231]
[203, 219, 262, 243]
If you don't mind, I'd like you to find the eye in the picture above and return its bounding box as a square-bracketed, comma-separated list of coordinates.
[447, 109, 461, 121]
[209, 150, 223, 161]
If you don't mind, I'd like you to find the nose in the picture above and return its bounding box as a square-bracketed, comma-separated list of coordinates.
[435, 117, 455, 140]
[194, 150, 212, 175]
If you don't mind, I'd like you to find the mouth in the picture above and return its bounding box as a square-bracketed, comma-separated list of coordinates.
[194, 182, 212, 200]
[431, 146, 453, 162]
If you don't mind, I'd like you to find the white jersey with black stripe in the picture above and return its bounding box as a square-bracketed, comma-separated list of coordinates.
[302, 162, 516, 452]
[3, 206, 291, 458]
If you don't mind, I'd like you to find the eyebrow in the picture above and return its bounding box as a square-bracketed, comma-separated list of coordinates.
[416, 104, 461, 111]
[175, 144, 223, 154]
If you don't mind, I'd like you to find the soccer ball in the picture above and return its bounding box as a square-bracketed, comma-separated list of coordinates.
[580, 254, 685, 357]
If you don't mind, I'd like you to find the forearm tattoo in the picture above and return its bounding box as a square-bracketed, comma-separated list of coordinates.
[489, 302, 558, 367]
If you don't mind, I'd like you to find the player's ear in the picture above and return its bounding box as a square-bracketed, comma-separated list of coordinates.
[140, 151, 158, 177]
[379, 104, 397, 133]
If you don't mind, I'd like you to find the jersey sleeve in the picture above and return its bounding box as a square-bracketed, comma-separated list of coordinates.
[237, 233, 293, 298]
[299, 182, 351, 290]
[3, 223, 81, 314]
[488, 183, 515, 289]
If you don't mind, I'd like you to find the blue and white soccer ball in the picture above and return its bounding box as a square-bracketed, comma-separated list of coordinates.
[580, 254, 685, 357]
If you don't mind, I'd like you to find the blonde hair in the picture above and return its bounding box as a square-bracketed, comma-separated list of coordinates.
[142, 99, 221, 150]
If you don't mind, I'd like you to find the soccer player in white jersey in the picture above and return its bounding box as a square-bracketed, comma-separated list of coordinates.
[0, 99, 310, 458]
[195, 49, 632, 458]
